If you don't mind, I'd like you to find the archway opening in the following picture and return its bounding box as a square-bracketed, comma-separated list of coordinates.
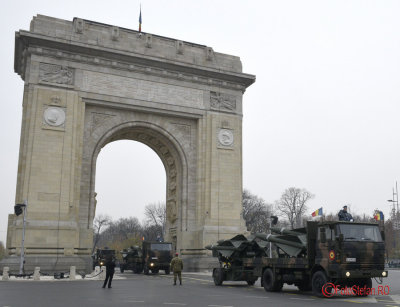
[93, 140, 166, 252]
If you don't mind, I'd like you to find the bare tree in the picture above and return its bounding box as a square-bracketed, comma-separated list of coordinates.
[144, 202, 166, 240]
[92, 214, 111, 253]
[276, 187, 314, 229]
[242, 189, 273, 233]
[106, 217, 142, 241]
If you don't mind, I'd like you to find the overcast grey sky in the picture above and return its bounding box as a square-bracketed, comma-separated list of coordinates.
[1, 0, 399, 244]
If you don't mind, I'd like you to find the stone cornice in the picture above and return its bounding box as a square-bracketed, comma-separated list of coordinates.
[15, 30, 255, 91]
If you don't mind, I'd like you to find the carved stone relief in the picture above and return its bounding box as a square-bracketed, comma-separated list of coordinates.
[210, 91, 236, 112]
[39, 63, 74, 85]
[90, 112, 115, 134]
[172, 123, 191, 147]
[167, 199, 177, 223]
[43, 107, 66, 127]
[218, 129, 234, 147]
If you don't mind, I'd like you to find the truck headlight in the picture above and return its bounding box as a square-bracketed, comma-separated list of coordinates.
[346, 272, 350, 277]
[150, 263, 154, 267]
[100, 262, 104, 266]
[382, 272, 387, 277]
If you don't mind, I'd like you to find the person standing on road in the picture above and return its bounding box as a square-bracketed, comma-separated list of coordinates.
[102, 255, 116, 288]
[170, 252, 183, 285]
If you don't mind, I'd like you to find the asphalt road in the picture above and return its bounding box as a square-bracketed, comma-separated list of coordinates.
[0, 270, 399, 307]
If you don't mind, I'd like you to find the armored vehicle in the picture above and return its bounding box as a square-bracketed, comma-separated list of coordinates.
[120, 246, 143, 273]
[92, 248, 115, 270]
[142, 241, 173, 275]
[207, 221, 387, 297]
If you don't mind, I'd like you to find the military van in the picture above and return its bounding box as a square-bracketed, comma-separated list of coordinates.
[119, 241, 173, 275]
[142, 241, 173, 275]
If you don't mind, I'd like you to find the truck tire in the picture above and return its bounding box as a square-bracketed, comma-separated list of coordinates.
[213, 268, 224, 286]
[263, 268, 283, 292]
[165, 268, 170, 275]
[312, 271, 332, 297]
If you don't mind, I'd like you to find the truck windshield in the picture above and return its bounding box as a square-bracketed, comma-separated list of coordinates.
[337, 224, 382, 242]
[151, 244, 172, 251]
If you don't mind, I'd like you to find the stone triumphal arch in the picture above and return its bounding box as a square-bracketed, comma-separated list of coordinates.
[3, 15, 255, 272]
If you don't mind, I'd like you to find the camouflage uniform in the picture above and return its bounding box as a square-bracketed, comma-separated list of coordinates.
[170, 254, 183, 285]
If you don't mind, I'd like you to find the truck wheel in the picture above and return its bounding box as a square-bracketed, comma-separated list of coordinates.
[263, 268, 282, 292]
[165, 268, 170, 275]
[312, 271, 331, 297]
[213, 268, 224, 286]
[247, 277, 258, 286]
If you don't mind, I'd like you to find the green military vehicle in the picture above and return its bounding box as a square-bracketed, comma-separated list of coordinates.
[120, 246, 143, 273]
[142, 241, 173, 275]
[119, 241, 173, 275]
[92, 248, 115, 270]
[207, 221, 388, 297]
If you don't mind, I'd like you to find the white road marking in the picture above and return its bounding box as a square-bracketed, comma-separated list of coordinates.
[244, 296, 269, 298]
[208, 305, 233, 307]
[163, 303, 187, 306]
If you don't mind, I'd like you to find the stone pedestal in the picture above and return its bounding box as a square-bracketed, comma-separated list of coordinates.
[2, 267, 9, 281]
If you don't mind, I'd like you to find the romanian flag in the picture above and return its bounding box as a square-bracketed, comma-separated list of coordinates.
[312, 208, 323, 217]
[374, 211, 384, 221]
[139, 6, 142, 32]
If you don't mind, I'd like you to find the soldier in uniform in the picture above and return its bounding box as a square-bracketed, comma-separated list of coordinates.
[338, 205, 353, 221]
[102, 255, 116, 288]
[170, 252, 183, 285]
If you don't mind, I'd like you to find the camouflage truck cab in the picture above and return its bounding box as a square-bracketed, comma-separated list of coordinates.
[142, 241, 173, 275]
[310, 221, 387, 295]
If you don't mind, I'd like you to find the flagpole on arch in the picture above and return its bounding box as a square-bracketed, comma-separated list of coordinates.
[139, 4, 142, 33]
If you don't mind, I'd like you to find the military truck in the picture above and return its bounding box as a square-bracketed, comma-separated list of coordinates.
[119, 241, 173, 275]
[142, 241, 173, 275]
[120, 246, 143, 273]
[207, 221, 388, 297]
[92, 248, 115, 270]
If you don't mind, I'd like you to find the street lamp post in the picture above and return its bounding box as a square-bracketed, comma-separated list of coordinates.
[14, 200, 27, 275]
